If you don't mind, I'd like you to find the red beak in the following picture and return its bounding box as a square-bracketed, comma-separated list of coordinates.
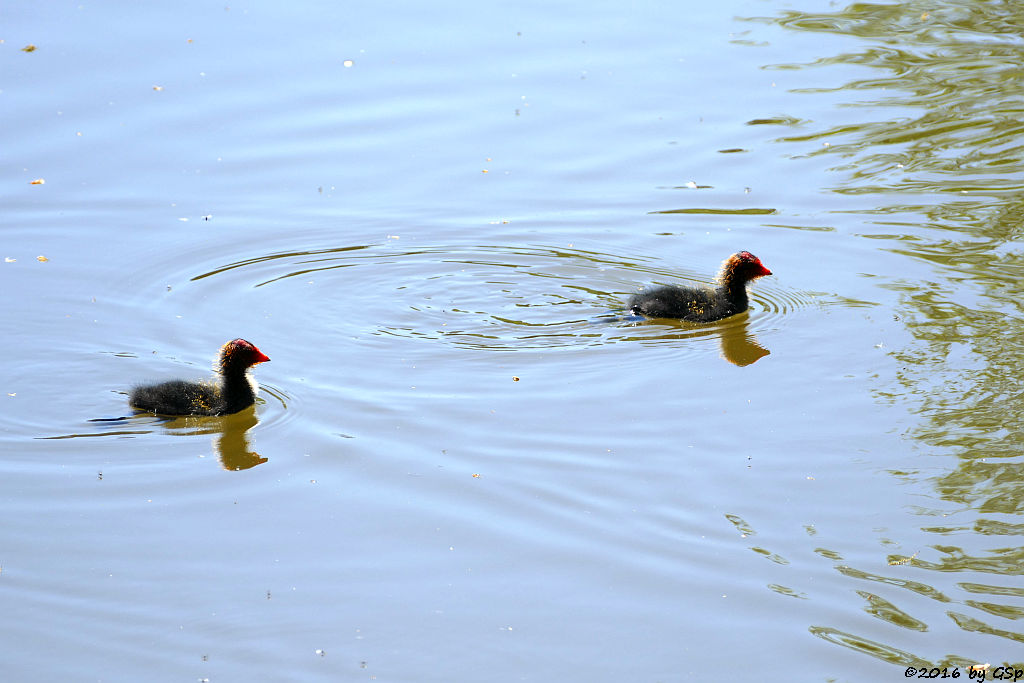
[253, 349, 270, 364]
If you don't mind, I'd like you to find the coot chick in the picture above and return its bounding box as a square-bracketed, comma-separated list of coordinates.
[130, 339, 270, 416]
[629, 251, 772, 322]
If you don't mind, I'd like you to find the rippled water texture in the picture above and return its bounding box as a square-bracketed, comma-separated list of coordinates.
[3, 0, 1024, 680]
[753, 0, 1024, 672]
[190, 241, 808, 358]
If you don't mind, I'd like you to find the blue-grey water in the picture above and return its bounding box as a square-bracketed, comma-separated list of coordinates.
[3, 1, 1024, 681]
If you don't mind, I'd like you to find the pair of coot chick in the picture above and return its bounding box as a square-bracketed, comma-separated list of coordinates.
[130, 251, 770, 416]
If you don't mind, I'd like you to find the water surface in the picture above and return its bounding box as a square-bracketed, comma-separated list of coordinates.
[3, 0, 1023, 680]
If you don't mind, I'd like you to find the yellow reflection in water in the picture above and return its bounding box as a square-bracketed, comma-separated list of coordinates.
[751, 0, 1024, 669]
[159, 408, 268, 471]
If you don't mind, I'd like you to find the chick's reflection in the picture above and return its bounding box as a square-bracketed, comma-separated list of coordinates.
[213, 409, 267, 470]
[717, 319, 770, 366]
[627, 310, 771, 366]
[161, 408, 268, 470]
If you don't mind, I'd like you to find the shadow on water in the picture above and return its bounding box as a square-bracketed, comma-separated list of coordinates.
[751, 0, 1024, 669]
